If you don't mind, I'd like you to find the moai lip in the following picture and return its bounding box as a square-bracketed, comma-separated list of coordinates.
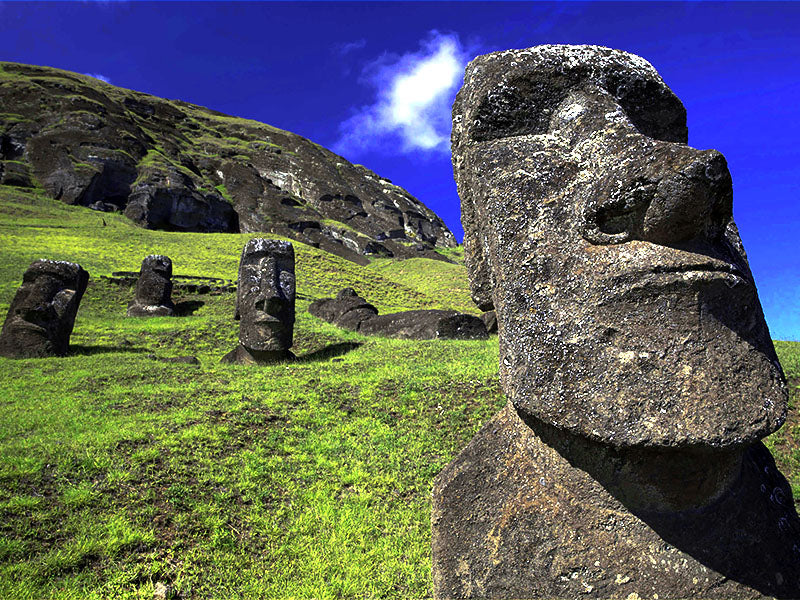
[127, 255, 175, 317]
[433, 44, 800, 599]
[0, 259, 89, 358]
[223, 238, 295, 364]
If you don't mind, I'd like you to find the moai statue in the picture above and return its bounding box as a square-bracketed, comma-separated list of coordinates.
[432, 45, 800, 598]
[222, 238, 295, 364]
[0, 259, 89, 358]
[127, 255, 175, 317]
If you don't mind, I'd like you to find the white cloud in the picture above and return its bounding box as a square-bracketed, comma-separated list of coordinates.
[334, 31, 467, 158]
[335, 39, 367, 56]
[84, 72, 111, 84]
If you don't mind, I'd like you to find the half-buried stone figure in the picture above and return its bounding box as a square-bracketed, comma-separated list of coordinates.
[0, 259, 89, 358]
[222, 238, 295, 365]
[432, 45, 800, 598]
[127, 255, 175, 317]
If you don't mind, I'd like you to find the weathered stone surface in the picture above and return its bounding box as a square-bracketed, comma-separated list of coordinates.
[480, 310, 497, 334]
[433, 403, 800, 599]
[308, 288, 488, 340]
[0, 62, 456, 262]
[358, 309, 487, 340]
[0, 259, 88, 357]
[223, 238, 295, 364]
[0, 160, 33, 187]
[435, 44, 798, 599]
[451, 44, 786, 449]
[307, 287, 378, 331]
[127, 255, 175, 317]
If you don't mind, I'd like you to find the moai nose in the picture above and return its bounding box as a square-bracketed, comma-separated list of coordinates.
[641, 149, 732, 245]
[585, 148, 732, 246]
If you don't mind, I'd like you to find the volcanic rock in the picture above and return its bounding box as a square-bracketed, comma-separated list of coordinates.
[309, 288, 488, 340]
[480, 310, 497, 334]
[0, 62, 456, 262]
[127, 254, 175, 317]
[434, 44, 798, 598]
[222, 238, 295, 365]
[358, 309, 487, 340]
[0, 259, 88, 357]
[307, 287, 378, 331]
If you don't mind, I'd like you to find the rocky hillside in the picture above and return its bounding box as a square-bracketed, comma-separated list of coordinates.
[0, 62, 456, 263]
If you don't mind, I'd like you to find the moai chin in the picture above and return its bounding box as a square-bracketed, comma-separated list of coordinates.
[127, 255, 174, 317]
[433, 45, 800, 599]
[0, 259, 89, 358]
[222, 238, 295, 365]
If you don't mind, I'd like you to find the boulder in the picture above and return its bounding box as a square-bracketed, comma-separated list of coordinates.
[308, 288, 488, 340]
[359, 309, 487, 340]
[0, 259, 88, 357]
[308, 287, 378, 331]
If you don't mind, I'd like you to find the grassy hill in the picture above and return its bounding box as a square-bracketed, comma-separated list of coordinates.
[0, 186, 798, 598]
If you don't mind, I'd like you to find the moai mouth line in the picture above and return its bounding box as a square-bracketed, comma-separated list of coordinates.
[434, 44, 800, 599]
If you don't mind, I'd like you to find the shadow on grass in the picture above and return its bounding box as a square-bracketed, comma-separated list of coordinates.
[295, 342, 362, 363]
[174, 300, 205, 316]
[68, 344, 150, 356]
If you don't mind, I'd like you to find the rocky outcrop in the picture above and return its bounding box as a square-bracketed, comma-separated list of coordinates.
[435, 45, 798, 598]
[0, 61, 457, 261]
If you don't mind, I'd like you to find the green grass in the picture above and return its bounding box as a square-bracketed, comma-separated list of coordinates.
[0, 187, 504, 598]
[0, 186, 798, 598]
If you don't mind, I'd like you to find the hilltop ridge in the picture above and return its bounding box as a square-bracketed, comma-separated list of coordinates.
[0, 62, 456, 264]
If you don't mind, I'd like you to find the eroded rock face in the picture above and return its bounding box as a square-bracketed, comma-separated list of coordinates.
[433, 44, 799, 599]
[0, 62, 456, 261]
[222, 238, 295, 364]
[0, 259, 88, 357]
[127, 255, 175, 317]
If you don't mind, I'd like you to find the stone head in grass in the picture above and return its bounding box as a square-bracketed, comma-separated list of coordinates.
[223, 238, 295, 365]
[0, 259, 88, 358]
[433, 45, 800, 599]
[127, 254, 175, 317]
[452, 44, 787, 449]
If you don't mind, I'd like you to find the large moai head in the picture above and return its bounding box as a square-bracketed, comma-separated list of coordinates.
[0, 259, 89, 357]
[236, 238, 295, 353]
[128, 255, 174, 317]
[452, 45, 787, 449]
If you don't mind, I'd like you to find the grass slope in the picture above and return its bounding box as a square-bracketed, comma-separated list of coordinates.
[0, 186, 798, 598]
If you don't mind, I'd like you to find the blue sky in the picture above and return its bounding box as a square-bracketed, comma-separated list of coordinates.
[1, 2, 799, 339]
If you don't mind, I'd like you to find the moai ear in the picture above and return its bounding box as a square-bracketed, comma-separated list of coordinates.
[452, 87, 495, 312]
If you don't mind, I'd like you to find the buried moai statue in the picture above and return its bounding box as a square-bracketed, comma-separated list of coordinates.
[127, 255, 175, 317]
[222, 238, 295, 365]
[432, 45, 800, 598]
[0, 259, 89, 358]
